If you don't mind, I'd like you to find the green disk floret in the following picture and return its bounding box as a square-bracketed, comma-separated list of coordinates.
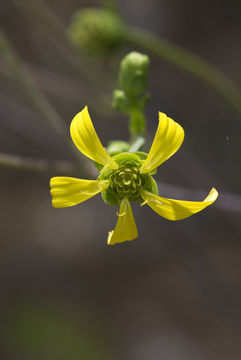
[98, 153, 158, 205]
[110, 161, 144, 199]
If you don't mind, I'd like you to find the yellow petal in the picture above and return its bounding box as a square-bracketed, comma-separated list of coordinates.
[140, 112, 184, 173]
[108, 199, 138, 245]
[50, 177, 110, 208]
[141, 187, 218, 220]
[70, 106, 118, 169]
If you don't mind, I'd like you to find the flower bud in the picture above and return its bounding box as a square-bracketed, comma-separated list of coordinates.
[119, 52, 150, 97]
[68, 8, 124, 56]
[112, 89, 131, 113]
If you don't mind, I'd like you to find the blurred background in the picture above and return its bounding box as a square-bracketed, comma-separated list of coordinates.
[0, 0, 241, 359]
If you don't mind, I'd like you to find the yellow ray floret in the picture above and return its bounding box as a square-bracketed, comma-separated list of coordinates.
[50, 177, 110, 208]
[70, 106, 118, 169]
[140, 112, 184, 173]
[141, 187, 218, 220]
[108, 198, 138, 245]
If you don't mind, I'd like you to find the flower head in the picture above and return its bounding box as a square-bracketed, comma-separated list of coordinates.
[50, 106, 218, 245]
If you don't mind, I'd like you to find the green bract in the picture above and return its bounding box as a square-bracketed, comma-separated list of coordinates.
[98, 153, 158, 205]
[107, 140, 130, 153]
[112, 89, 132, 114]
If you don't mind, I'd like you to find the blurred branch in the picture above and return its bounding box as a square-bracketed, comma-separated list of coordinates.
[157, 182, 241, 215]
[10, 0, 105, 90]
[0, 152, 96, 178]
[0, 150, 240, 214]
[125, 26, 241, 119]
[0, 30, 86, 163]
[0, 152, 77, 175]
[0, 58, 87, 104]
[9, 0, 241, 119]
[11, 0, 82, 70]
[0, 59, 115, 118]
[0, 31, 66, 138]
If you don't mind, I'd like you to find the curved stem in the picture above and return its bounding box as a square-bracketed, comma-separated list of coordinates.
[125, 26, 241, 118]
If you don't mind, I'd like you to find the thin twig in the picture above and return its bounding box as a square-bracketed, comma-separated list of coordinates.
[157, 181, 241, 214]
[0, 153, 241, 213]
[0, 30, 86, 164]
[0, 58, 89, 104]
[0, 59, 116, 118]
[0, 152, 76, 175]
[11, 0, 81, 69]
[10, 0, 105, 90]
[0, 30, 66, 138]
[0, 151, 240, 213]
[125, 26, 241, 119]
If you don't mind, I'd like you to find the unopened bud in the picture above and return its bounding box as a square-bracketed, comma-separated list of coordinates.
[119, 52, 149, 97]
[69, 8, 124, 56]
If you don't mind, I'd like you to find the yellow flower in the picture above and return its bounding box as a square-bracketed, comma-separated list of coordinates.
[50, 106, 218, 245]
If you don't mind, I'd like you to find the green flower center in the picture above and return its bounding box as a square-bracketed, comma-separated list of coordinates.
[110, 162, 144, 199]
[98, 152, 158, 206]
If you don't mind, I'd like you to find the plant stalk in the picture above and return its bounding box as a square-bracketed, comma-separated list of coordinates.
[125, 26, 241, 118]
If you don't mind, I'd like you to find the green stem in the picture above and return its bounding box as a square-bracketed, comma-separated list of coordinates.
[129, 107, 146, 137]
[125, 26, 241, 118]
